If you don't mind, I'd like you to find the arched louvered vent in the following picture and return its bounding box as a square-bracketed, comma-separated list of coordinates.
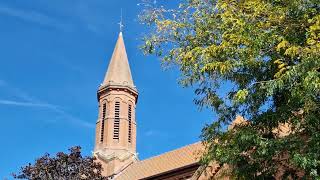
[113, 101, 120, 140]
[128, 104, 132, 143]
[100, 103, 106, 143]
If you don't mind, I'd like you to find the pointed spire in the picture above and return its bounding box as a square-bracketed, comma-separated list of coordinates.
[102, 32, 135, 89]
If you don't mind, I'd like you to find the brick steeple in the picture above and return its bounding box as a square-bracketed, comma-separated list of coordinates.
[94, 32, 138, 178]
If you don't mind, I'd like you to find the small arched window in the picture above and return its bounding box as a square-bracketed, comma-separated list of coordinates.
[113, 101, 120, 140]
[100, 103, 106, 143]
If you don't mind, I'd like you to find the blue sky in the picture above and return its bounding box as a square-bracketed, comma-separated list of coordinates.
[0, 0, 214, 178]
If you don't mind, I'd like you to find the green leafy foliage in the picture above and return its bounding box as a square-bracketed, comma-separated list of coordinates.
[139, 0, 320, 178]
[13, 146, 106, 180]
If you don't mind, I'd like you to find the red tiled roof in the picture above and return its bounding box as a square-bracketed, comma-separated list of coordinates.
[115, 142, 204, 180]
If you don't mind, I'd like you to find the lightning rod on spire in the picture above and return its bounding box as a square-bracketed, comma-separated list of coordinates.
[119, 8, 124, 32]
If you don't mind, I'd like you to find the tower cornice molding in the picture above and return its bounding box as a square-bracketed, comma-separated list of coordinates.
[94, 149, 138, 163]
[98, 85, 138, 103]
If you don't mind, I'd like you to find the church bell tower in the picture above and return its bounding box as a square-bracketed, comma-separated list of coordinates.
[94, 32, 138, 177]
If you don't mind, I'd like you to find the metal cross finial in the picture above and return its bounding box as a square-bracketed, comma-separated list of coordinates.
[119, 9, 124, 32]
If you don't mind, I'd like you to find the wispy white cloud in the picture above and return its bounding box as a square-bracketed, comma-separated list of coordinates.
[144, 130, 167, 137]
[0, 78, 43, 102]
[71, 1, 114, 35]
[0, 2, 112, 35]
[0, 79, 94, 128]
[145, 130, 155, 136]
[50, 55, 86, 74]
[51, 108, 95, 129]
[0, 4, 73, 31]
[0, 99, 58, 108]
[73, 1, 103, 34]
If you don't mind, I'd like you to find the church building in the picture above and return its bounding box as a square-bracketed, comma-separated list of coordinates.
[92, 31, 228, 180]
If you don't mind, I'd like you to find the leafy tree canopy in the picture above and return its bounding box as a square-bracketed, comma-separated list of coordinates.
[13, 146, 106, 180]
[139, 0, 320, 178]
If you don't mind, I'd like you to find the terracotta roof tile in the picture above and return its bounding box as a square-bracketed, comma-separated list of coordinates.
[115, 142, 204, 180]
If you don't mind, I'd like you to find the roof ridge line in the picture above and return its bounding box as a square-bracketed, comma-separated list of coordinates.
[137, 141, 202, 163]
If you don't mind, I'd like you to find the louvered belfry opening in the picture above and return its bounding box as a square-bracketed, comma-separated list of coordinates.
[128, 104, 132, 143]
[100, 103, 106, 143]
[114, 101, 120, 140]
